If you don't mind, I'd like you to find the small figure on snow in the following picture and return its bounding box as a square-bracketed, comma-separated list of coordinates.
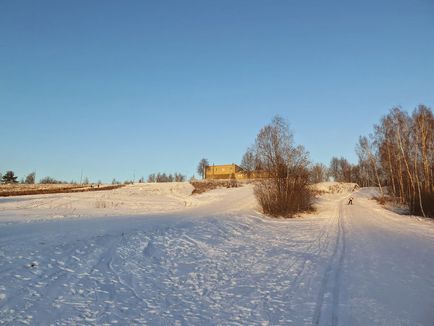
[348, 197, 353, 205]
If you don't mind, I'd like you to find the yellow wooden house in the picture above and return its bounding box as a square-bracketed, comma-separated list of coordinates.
[205, 164, 270, 180]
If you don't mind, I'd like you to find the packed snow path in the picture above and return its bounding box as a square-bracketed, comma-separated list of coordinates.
[0, 184, 433, 325]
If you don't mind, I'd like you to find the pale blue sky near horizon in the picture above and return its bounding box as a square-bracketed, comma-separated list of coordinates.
[1, 0, 434, 183]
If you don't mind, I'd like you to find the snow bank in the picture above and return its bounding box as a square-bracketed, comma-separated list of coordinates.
[356, 187, 381, 199]
[312, 182, 358, 194]
[0, 182, 256, 223]
[0, 183, 195, 223]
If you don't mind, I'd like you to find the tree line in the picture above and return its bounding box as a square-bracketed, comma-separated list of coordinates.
[0, 170, 188, 186]
[147, 172, 186, 183]
[0, 171, 95, 185]
[0, 171, 35, 184]
[326, 105, 433, 218]
[356, 105, 433, 217]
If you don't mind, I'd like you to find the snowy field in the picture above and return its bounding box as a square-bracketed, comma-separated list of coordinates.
[0, 182, 433, 325]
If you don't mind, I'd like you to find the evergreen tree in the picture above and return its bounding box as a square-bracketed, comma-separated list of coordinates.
[2, 171, 18, 184]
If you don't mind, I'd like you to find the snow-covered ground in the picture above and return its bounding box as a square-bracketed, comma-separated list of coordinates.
[0, 182, 433, 325]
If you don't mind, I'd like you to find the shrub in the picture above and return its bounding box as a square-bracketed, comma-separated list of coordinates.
[251, 116, 313, 217]
[254, 177, 313, 217]
[190, 180, 240, 194]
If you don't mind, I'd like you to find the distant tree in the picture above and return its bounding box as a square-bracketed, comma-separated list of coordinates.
[240, 147, 256, 174]
[329, 157, 340, 181]
[148, 172, 186, 183]
[147, 173, 156, 183]
[83, 177, 89, 185]
[309, 163, 328, 184]
[2, 171, 18, 184]
[138, 177, 145, 183]
[40, 176, 63, 184]
[174, 173, 186, 182]
[112, 178, 120, 185]
[197, 158, 209, 179]
[328, 157, 353, 182]
[356, 135, 384, 196]
[156, 173, 166, 182]
[25, 172, 36, 184]
[358, 105, 434, 217]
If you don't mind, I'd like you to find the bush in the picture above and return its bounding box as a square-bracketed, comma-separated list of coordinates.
[251, 116, 313, 217]
[190, 180, 240, 194]
[254, 177, 313, 217]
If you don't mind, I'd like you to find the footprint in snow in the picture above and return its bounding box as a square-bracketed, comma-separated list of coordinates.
[27, 261, 39, 268]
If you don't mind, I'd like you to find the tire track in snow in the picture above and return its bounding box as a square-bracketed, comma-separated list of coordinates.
[331, 201, 346, 325]
[313, 199, 346, 326]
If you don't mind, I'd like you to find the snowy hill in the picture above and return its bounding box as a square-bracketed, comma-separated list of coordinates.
[0, 183, 433, 325]
[0, 182, 256, 223]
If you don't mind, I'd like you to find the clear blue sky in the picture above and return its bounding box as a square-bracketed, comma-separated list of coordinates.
[1, 0, 433, 183]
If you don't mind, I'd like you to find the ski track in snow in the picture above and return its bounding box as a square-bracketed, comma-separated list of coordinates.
[0, 183, 434, 325]
[0, 216, 332, 325]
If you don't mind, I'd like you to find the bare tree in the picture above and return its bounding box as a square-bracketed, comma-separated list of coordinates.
[240, 147, 257, 178]
[328, 157, 353, 182]
[309, 163, 328, 183]
[197, 158, 209, 179]
[40, 176, 64, 184]
[25, 172, 36, 184]
[174, 173, 186, 182]
[356, 136, 384, 197]
[412, 105, 434, 194]
[253, 116, 312, 217]
[147, 173, 156, 183]
[240, 147, 256, 172]
[359, 105, 434, 217]
[148, 172, 185, 183]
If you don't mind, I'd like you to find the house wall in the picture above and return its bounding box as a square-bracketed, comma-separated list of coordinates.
[205, 164, 237, 180]
[205, 164, 270, 180]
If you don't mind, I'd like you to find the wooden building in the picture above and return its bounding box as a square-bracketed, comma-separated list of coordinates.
[205, 164, 270, 180]
[205, 164, 243, 180]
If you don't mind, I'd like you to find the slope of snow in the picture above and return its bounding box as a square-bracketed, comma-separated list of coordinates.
[0, 183, 433, 325]
[311, 182, 358, 194]
[0, 183, 219, 223]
